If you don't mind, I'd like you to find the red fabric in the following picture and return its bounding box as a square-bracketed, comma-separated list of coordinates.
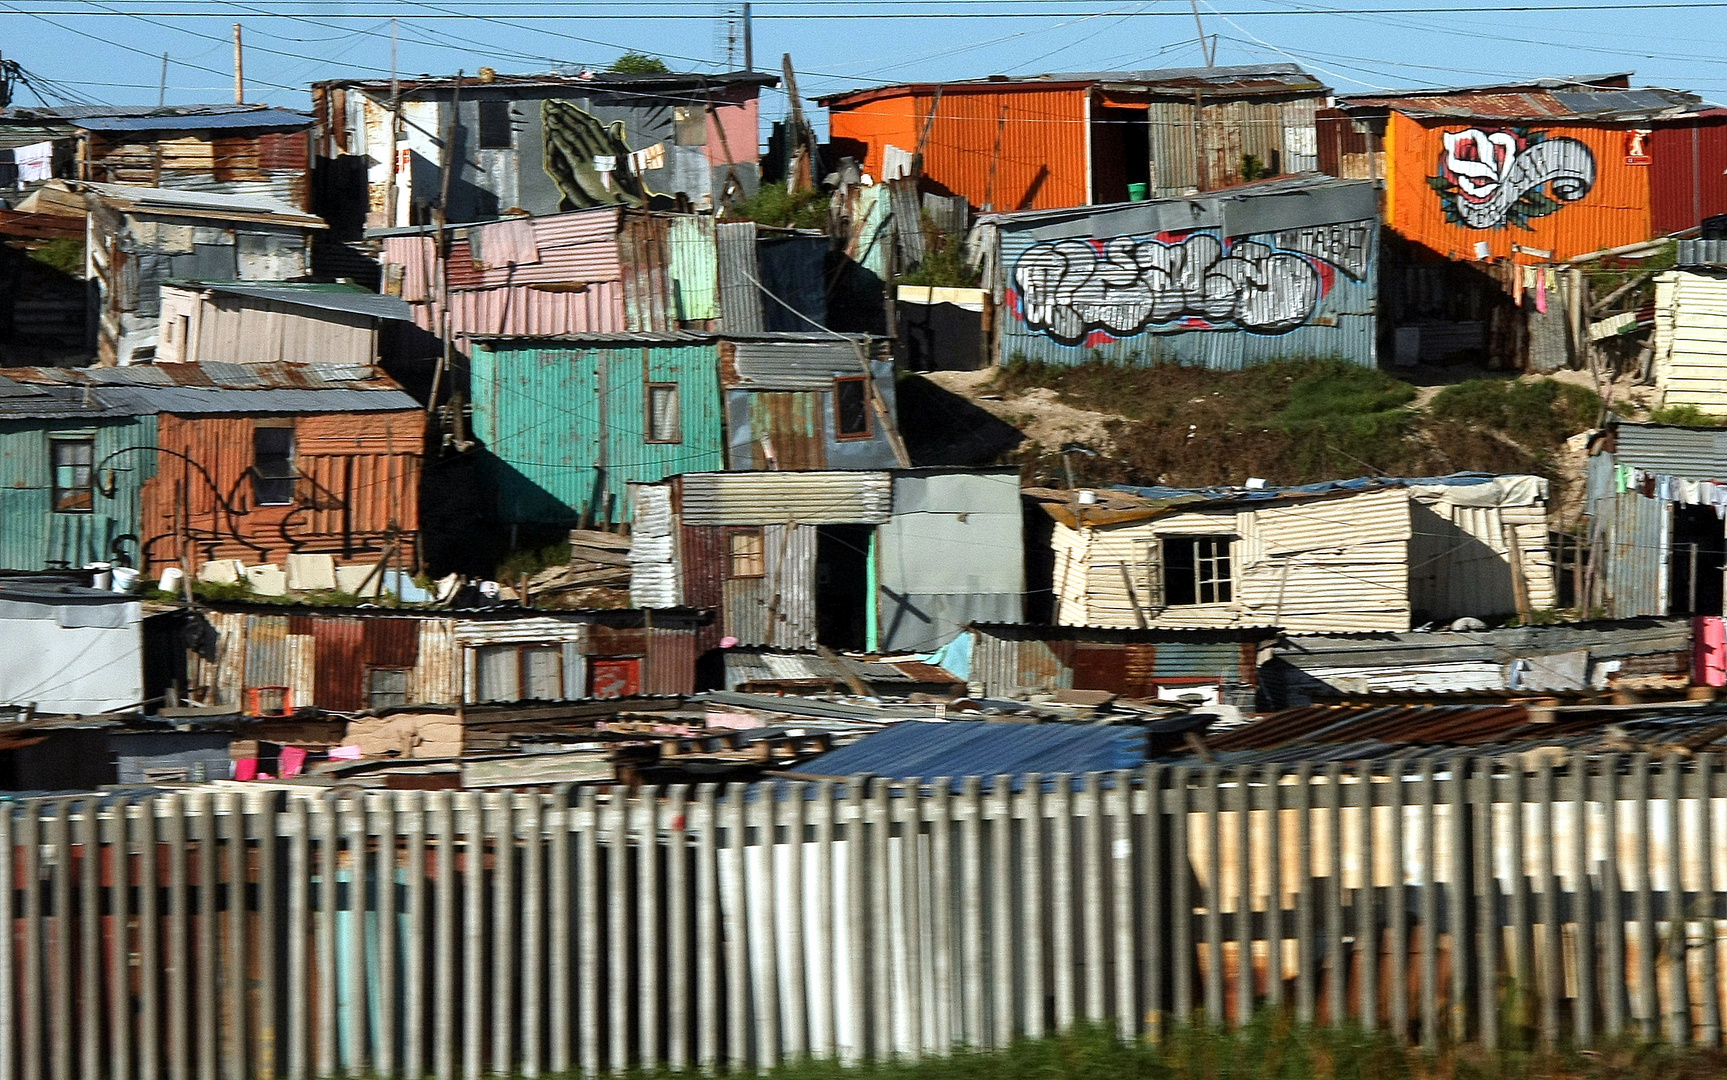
[1695, 616, 1727, 687]
[278, 745, 309, 779]
[233, 758, 259, 782]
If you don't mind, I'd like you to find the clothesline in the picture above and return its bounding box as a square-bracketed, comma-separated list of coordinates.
[1614, 464, 1727, 517]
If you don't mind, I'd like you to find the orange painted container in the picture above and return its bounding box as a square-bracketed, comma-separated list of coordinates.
[828, 84, 1092, 212]
[1385, 111, 1654, 261]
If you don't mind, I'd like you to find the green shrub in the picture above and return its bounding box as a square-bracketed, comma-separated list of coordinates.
[608, 52, 669, 74]
[725, 182, 831, 230]
[1429, 378, 1601, 446]
[1647, 404, 1726, 427]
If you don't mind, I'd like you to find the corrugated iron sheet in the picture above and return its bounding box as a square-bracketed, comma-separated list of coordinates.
[744, 392, 825, 469]
[470, 339, 727, 525]
[312, 616, 365, 711]
[721, 522, 817, 647]
[992, 175, 1377, 368]
[716, 221, 765, 333]
[243, 614, 290, 688]
[676, 471, 892, 525]
[363, 617, 421, 667]
[0, 415, 158, 572]
[790, 719, 1147, 784]
[667, 215, 720, 322]
[620, 212, 675, 333]
[1611, 422, 1727, 476]
[1650, 121, 1727, 235]
[729, 338, 866, 389]
[628, 484, 681, 608]
[1602, 489, 1668, 618]
[644, 626, 697, 694]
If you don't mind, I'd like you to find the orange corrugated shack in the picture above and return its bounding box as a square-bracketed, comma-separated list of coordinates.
[820, 63, 1329, 212]
[1330, 75, 1727, 262]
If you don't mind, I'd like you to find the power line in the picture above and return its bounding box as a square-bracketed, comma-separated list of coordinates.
[16, 2, 1727, 12]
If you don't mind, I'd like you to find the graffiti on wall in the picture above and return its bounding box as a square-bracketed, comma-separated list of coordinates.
[1012, 224, 1371, 344]
[541, 100, 652, 210]
[1430, 127, 1596, 230]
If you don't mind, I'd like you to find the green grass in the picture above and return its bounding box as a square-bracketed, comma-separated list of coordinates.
[519, 1019, 1727, 1080]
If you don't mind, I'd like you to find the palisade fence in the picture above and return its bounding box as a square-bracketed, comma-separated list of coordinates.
[8, 753, 1727, 1080]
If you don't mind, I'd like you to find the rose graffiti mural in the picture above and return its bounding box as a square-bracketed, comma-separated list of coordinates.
[1012, 225, 1370, 344]
[1429, 127, 1596, 230]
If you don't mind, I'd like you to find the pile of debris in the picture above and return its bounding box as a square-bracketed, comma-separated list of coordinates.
[528, 529, 633, 607]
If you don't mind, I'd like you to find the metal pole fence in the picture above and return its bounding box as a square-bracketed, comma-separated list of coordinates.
[1, 755, 1724, 1077]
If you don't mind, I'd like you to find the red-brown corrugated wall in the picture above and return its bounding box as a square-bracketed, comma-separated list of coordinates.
[1649, 115, 1727, 236]
[140, 410, 426, 573]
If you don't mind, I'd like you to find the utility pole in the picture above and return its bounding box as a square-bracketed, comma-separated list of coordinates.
[232, 23, 244, 104]
[158, 53, 168, 108]
[742, 2, 753, 71]
[387, 18, 400, 227]
[782, 54, 810, 191]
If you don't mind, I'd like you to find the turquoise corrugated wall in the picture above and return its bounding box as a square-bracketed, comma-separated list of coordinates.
[0, 415, 158, 570]
[472, 342, 726, 525]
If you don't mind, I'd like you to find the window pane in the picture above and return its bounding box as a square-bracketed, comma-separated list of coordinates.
[729, 529, 764, 578]
[478, 100, 512, 149]
[1163, 535, 1233, 605]
[835, 378, 870, 436]
[51, 438, 94, 513]
[253, 425, 295, 505]
[368, 668, 409, 709]
[648, 384, 681, 442]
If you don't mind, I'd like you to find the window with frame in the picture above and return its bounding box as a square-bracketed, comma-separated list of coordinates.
[833, 376, 871, 439]
[367, 668, 410, 710]
[474, 642, 567, 701]
[477, 100, 513, 149]
[252, 422, 296, 506]
[51, 435, 95, 513]
[646, 383, 681, 443]
[729, 528, 765, 578]
[1162, 535, 1234, 605]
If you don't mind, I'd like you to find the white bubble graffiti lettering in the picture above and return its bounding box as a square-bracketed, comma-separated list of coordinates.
[1013, 233, 1325, 344]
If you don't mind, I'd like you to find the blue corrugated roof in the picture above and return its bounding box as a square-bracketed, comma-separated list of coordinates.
[1112, 471, 1507, 505]
[790, 720, 1148, 789]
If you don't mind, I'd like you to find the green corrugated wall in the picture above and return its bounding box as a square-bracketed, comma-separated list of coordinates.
[472, 342, 726, 525]
[0, 415, 158, 571]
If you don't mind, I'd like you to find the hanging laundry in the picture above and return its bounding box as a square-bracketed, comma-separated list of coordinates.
[1534, 268, 1549, 314]
[1682, 478, 1702, 504]
[13, 142, 55, 183]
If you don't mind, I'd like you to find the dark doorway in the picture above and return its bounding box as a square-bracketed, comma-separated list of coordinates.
[1090, 106, 1151, 204]
[816, 524, 873, 651]
[1670, 504, 1725, 615]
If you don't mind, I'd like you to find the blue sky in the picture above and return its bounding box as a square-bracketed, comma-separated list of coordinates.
[4, 0, 1725, 137]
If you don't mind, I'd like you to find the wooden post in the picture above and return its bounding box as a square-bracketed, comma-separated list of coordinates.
[232, 24, 243, 105]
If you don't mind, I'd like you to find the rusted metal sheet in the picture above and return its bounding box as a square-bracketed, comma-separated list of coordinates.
[243, 614, 290, 688]
[312, 615, 366, 710]
[140, 409, 423, 573]
[728, 338, 865, 390]
[644, 626, 697, 694]
[1650, 120, 1727, 234]
[588, 657, 641, 698]
[747, 392, 825, 469]
[363, 617, 421, 667]
[620, 212, 675, 333]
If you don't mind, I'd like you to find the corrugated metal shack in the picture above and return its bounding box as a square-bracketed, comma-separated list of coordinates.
[1653, 246, 1727, 412]
[311, 70, 776, 230]
[467, 332, 898, 527]
[1585, 420, 1727, 617]
[0, 374, 157, 571]
[186, 601, 705, 712]
[0, 363, 424, 575]
[820, 63, 1327, 212]
[155, 281, 414, 365]
[1037, 473, 1555, 633]
[73, 107, 313, 208]
[965, 622, 1271, 701]
[980, 172, 1378, 368]
[631, 467, 1025, 653]
[1334, 75, 1727, 262]
[376, 208, 828, 361]
[1263, 616, 1694, 706]
[83, 182, 326, 365]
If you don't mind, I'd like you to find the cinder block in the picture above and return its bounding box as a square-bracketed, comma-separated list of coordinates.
[285, 553, 337, 592]
[244, 564, 288, 597]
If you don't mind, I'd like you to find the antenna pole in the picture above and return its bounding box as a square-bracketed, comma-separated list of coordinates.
[158, 53, 169, 108]
[1189, 0, 1213, 66]
[232, 23, 244, 104]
